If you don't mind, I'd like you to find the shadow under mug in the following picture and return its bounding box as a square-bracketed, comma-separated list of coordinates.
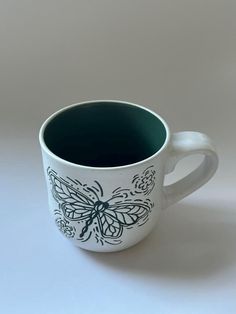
[39, 100, 218, 252]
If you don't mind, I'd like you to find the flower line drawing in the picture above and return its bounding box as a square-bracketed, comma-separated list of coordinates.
[55, 217, 76, 238]
[132, 165, 156, 195]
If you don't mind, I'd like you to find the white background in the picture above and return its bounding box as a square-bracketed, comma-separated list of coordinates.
[1, 1, 236, 313]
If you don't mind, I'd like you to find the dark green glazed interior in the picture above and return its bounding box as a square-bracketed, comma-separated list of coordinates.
[43, 102, 167, 167]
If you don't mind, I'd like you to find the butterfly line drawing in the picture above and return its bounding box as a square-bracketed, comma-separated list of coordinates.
[47, 167, 154, 245]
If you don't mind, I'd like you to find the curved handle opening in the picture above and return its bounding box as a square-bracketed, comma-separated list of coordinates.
[162, 132, 218, 209]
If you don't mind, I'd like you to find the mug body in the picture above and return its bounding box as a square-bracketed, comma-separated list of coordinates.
[39, 100, 170, 252]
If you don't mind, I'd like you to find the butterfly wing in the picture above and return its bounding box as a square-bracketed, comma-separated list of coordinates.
[97, 212, 123, 238]
[48, 170, 94, 221]
[97, 201, 151, 238]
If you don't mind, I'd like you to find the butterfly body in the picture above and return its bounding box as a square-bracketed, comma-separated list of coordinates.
[80, 201, 109, 237]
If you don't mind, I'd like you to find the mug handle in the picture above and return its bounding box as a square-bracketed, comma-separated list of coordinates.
[162, 132, 218, 209]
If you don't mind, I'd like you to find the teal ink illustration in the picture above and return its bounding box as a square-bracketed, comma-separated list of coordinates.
[55, 217, 76, 238]
[48, 166, 155, 245]
[132, 165, 156, 195]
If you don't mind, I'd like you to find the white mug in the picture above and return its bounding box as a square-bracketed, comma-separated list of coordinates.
[39, 100, 218, 252]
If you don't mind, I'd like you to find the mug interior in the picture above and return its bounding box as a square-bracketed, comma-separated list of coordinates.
[42, 101, 167, 167]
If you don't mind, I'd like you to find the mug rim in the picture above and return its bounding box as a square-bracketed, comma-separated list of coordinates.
[39, 100, 171, 170]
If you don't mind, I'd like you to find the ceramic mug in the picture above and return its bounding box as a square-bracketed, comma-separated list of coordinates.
[39, 100, 218, 252]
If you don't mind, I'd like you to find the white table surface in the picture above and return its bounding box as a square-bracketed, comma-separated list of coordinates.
[1, 1, 236, 313]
